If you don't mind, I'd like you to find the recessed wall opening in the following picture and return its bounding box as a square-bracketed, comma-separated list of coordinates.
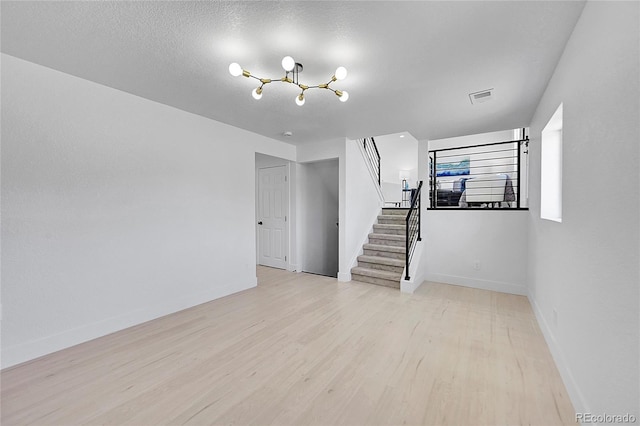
[427, 128, 529, 210]
[540, 103, 563, 222]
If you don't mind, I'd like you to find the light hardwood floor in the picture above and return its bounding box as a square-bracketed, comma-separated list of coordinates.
[1, 266, 575, 425]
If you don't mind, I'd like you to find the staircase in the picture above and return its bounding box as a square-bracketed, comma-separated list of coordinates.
[351, 208, 408, 289]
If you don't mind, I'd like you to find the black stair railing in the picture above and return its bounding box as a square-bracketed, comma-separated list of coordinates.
[405, 180, 423, 280]
[362, 137, 381, 186]
[428, 136, 528, 209]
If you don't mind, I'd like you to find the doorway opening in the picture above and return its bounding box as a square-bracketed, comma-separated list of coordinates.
[299, 158, 339, 278]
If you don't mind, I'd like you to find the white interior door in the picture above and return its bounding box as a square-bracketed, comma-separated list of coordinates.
[258, 166, 288, 269]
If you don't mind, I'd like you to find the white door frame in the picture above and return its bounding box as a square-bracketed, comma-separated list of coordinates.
[256, 164, 289, 270]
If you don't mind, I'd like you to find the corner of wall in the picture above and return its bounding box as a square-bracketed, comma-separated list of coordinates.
[527, 288, 589, 415]
[400, 240, 426, 294]
[1, 278, 257, 369]
[337, 272, 352, 282]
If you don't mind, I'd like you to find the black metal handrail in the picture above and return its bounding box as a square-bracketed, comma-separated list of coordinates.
[428, 136, 529, 209]
[362, 137, 381, 186]
[405, 180, 423, 280]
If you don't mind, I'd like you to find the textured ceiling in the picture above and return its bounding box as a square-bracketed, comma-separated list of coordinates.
[1, 1, 585, 145]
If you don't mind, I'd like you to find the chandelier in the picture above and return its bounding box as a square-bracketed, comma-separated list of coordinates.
[228, 56, 349, 106]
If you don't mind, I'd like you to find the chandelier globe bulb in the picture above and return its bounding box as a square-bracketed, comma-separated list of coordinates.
[229, 63, 243, 77]
[252, 87, 263, 100]
[335, 66, 347, 80]
[282, 56, 295, 72]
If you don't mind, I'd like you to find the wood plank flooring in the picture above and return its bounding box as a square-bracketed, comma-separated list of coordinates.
[1, 266, 575, 425]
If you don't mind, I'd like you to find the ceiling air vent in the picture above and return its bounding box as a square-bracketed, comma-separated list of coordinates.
[469, 88, 494, 105]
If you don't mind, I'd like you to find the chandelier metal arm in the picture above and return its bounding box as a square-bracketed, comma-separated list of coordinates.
[244, 72, 339, 91]
[229, 57, 349, 105]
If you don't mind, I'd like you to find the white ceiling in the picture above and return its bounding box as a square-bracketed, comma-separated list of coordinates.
[1, 1, 585, 145]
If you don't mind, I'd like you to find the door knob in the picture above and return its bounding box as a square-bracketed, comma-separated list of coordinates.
[258, 221, 263, 225]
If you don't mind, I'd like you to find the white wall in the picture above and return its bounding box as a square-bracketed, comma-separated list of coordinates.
[375, 132, 419, 190]
[400, 141, 432, 293]
[1, 54, 296, 368]
[340, 139, 385, 281]
[527, 1, 639, 417]
[421, 129, 530, 295]
[428, 129, 515, 151]
[297, 138, 390, 281]
[298, 159, 339, 277]
[374, 133, 418, 205]
[380, 181, 402, 205]
[296, 138, 344, 163]
[424, 210, 529, 295]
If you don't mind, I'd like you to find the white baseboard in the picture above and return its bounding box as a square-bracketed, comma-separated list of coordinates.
[528, 291, 588, 417]
[1, 279, 257, 370]
[401, 278, 424, 294]
[425, 272, 527, 296]
[337, 271, 352, 282]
